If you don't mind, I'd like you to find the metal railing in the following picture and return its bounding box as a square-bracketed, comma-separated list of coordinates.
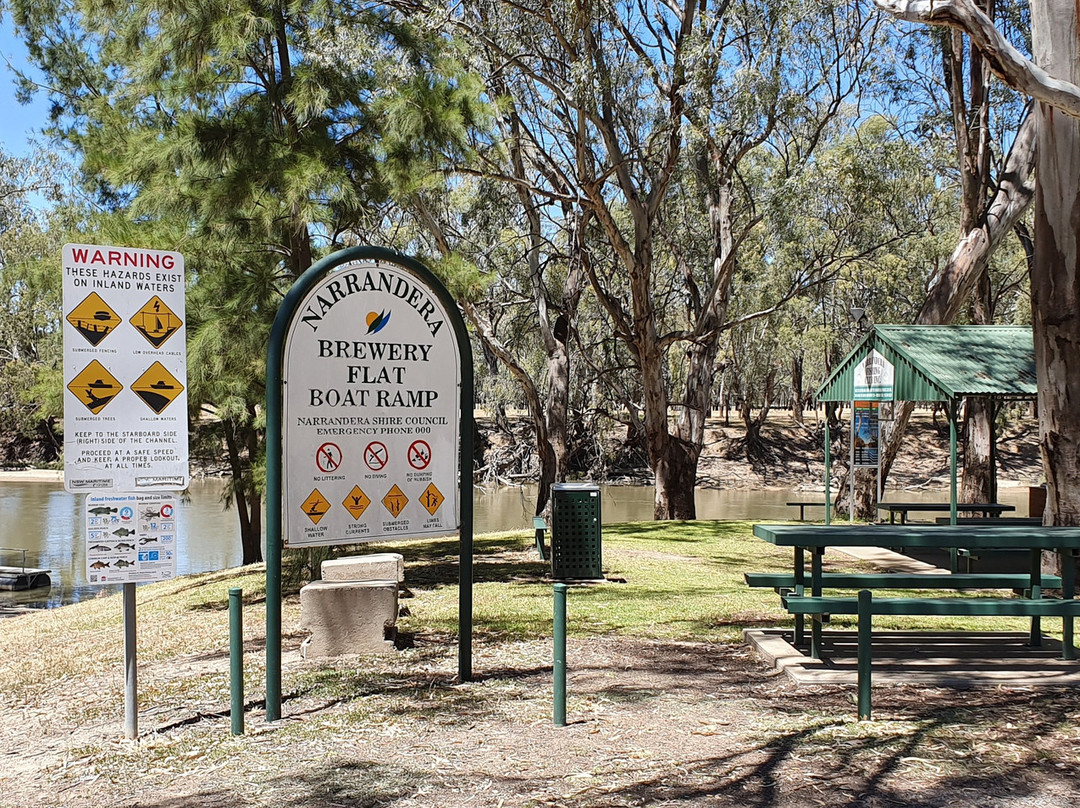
[0, 547, 29, 573]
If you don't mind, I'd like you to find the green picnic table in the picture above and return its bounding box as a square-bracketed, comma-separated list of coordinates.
[877, 502, 1015, 524]
[749, 523, 1080, 718]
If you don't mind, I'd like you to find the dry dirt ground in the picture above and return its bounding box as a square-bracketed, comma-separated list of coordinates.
[0, 413, 1060, 808]
[4, 624, 1080, 807]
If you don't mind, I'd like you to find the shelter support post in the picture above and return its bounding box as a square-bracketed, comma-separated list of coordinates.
[1030, 548, 1043, 647]
[949, 399, 958, 526]
[824, 419, 831, 526]
[810, 548, 824, 659]
[849, 400, 855, 523]
[794, 547, 805, 646]
[989, 399, 999, 505]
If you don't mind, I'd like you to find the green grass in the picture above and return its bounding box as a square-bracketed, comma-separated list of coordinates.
[378, 520, 1055, 643]
[6, 519, 1079, 808]
[1, 519, 1063, 705]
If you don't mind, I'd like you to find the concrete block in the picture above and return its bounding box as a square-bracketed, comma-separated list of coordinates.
[321, 552, 405, 583]
[299, 579, 398, 657]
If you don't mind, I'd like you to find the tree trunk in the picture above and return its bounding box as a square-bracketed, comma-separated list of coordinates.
[653, 438, 699, 520]
[546, 207, 588, 488]
[223, 417, 262, 565]
[960, 397, 994, 503]
[1030, 0, 1080, 529]
[791, 354, 805, 425]
[859, 111, 1036, 514]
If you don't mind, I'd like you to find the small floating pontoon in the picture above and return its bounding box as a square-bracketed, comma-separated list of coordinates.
[0, 547, 51, 591]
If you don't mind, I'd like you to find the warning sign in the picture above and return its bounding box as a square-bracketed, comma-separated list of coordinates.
[63, 243, 188, 493]
[67, 360, 123, 414]
[131, 362, 185, 414]
[420, 483, 444, 515]
[130, 296, 183, 348]
[407, 440, 432, 470]
[66, 293, 121, 347]
[302, 489, 331, 524]
[342, 486, 371, 520]
[382, 484, 408, 518]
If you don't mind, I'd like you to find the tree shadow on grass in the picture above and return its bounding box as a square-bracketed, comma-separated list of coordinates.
[129, 637, 1080, 808]
[137, 687, 1080, 808]
[131, 760, 423, 808]
[583, 688, 1080, 808]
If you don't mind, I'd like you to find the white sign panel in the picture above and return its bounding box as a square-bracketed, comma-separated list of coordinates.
[62, 244, 188, 492]
[85, 493, 178, 584]
[283, 258, 460, 547]
[853, 349, 895, 401]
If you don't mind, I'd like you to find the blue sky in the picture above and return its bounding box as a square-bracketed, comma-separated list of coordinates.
[0, 17, 52, 159]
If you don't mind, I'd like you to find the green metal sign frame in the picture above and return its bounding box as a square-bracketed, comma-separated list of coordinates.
[264, 246, 475, 722]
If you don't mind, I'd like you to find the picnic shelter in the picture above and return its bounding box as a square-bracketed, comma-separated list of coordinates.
[815, 324, 1038, 523]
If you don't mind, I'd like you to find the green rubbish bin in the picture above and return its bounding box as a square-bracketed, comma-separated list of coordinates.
[551, 482, 602, 580]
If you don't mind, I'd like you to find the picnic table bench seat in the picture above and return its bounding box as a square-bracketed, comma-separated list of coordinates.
[782, 588, 1078, 719]
[877, 502, 1015, 524]
[785, 501, 827, 521]
[745, 571, 1063, 593]
[934, 516, 1043, 525]
[783, 593, 1080, 618]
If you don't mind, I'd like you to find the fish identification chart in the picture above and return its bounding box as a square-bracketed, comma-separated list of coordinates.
[85, 494, 178, 584]
[62, 243, 188, 493]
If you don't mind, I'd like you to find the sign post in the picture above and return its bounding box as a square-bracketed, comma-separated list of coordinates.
[265, 247, 474, 722]
[62, 243, 187, 739]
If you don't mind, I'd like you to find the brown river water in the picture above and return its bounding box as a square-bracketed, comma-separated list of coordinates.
[0, 477, 1031, 609]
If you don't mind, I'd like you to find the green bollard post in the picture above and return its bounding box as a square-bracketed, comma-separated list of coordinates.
[857, 589, 872, 721]
[229, 588, 244, 735]
[553, 583, 567, 727]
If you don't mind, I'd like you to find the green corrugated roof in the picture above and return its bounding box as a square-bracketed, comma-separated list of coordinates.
[816, 325, 1036, 402]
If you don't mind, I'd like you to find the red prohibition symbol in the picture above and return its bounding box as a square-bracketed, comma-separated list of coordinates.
[364, 441, 389, 471]
[408, 439, 432, 470]
[316, 442, 342, 473]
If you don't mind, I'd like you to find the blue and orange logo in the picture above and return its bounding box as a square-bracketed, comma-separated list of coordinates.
[366, 310, 391, 334]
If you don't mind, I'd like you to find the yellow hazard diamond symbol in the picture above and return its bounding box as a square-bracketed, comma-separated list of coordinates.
[67, 292, 121, 347]
[130, 296, 183, 348]
[419, 483, 444, 516]
[302, 489, 331, 524]
[131, 362, 184, 414]
[67, 360, 123, 414]
[382, 484, 408, 518]
[342, 486, 371, 520]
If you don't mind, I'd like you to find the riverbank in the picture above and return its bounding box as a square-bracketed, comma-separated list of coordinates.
[482, 409, 1045, 491]
[1, 410, 1044, 492]
[2, 523, 1077, 807]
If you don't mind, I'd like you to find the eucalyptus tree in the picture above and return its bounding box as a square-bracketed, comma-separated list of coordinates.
[838, 4, 1034, 518]
[10, 0, 483, 562]
[0, 148, 65, 463]
[872, 0, 1080, 527]
[424, 0, 884, 518]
